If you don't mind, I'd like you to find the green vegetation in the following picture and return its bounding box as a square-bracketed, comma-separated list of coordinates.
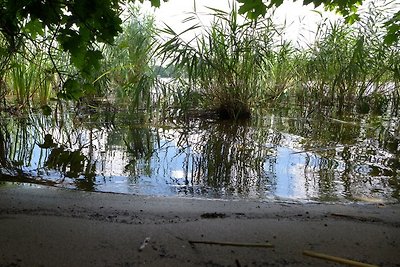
[157, 1, 399, 119]
[0, 3, 159, 111]
[297, 14, 398, 114]
[0, 0, 164, 107]
[5, 49, 57, 108]
[0, 0, 398, 119]
[99, 5, 157, 110]
[0, 0, 399, 203]
[158, 5, 278, 119]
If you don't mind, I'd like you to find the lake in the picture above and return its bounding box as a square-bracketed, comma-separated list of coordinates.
[0, 105, 399, 203]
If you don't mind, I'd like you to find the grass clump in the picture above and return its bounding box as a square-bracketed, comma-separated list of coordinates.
[13, 55, 56, 106]
[158, 0, 399, 119]
[0, 0, 398, 119]
[4, 48, 58, 109]
[99, 5, 157, 111]
[0, 4, 158, 114]
[158, 4, 281, 119]
[296, 1, 399, 114]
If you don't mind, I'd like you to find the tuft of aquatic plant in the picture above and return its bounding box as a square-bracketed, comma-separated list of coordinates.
[100, 4, 157, 111]
[158, 2, 283, 120]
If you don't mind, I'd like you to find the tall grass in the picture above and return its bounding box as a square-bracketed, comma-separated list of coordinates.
[0, 5, 158, 112]
[0, 33, 11, 107]
[100, 5, 157, 110]
[5, 50, 57, 108]
[300, 21, 364, 109]
[0, 1, 398, 119]
[297, 1, 399, 114]
[0, 29, 65, 110]
[8, 53, 36, 107]
[261, 40, 299, 103]
[158, 4, 281, 119]
[158, 1, 399, 118]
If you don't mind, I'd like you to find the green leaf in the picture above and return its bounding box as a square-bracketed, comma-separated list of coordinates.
[62, 79, 83, 100]
[384, 32, 398, 45]
[83, 83, 97, 95]
[58, 29, 87, 69]
[344, 13, 359, 24]
[23, 18, 44, 39]
[85, 50, 103, 71]
[150, 0, 161, 7]
[41, 104, 52, 116]
[238, 0, 267, 19]
[137, 0, 165, 8]
[384, 11, 400, 45]
[70, 51, 86, 70]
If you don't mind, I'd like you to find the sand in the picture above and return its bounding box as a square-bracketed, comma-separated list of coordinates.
[0, 183, 399, 266]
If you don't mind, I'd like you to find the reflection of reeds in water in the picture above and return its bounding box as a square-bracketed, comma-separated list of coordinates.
[172, 120, 280, 198]
[283, 111, 400, 201]
[0, 111, 108, 190]
[0, 107, 398, 201]
[123, 122, 158, 179]
[0, 116, 53, 185]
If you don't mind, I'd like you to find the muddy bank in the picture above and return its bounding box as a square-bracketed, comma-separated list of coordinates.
[0, 183, 399, 266]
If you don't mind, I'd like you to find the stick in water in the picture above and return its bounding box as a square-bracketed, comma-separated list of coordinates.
[303, 250, 378, 267]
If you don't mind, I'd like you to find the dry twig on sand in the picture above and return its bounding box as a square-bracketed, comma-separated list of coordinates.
[188, 240, 274, 248]
[303, 250, 378, 267]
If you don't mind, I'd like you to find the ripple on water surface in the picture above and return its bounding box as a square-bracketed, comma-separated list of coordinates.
[0, 110, 399, 203]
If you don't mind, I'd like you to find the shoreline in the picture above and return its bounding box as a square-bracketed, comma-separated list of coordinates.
[1, 183, 399, 266]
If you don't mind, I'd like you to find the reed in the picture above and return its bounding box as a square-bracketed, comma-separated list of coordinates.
[158, 3, 281, 119]
[0, 1, 397, 117]
[100, 5, 157, 110]
[7, 53, 38, 107]
[158, 0, 399, 118]
[2, 41, 59, 109]
[262, 40, 299, 103]
[297, 1, 399, 114]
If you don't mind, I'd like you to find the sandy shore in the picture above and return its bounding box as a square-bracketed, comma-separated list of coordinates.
[0, 183, 399, 267]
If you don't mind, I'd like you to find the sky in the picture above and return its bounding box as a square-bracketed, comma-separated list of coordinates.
[139, 0, 341, 44]
[137, 0, 399, 45]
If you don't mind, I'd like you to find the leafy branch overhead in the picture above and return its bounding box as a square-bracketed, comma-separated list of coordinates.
[237, 0, 398, 42]
[237, 0, 363, 19]
[0, 0, 165, 72]
[0, 0, 167, 100]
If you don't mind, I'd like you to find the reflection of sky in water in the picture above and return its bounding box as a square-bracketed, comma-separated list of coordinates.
[2, 112, 399, 202]
[275, 147, 306, 199]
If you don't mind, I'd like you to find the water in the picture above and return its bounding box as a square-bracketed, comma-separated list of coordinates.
[0, 107, 399, 203]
